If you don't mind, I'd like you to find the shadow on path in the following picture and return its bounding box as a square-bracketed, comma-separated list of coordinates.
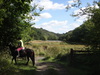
[18, 56, 69, 75]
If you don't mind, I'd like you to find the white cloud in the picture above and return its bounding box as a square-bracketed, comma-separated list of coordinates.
[32, 17, 40, 22]
[31, 0, 66, 10]
[31, 12, 52, 22]
[40, 13, 52, 18]
[68, 0, 74, 4]
[70, 22, 80, 28]
[31, 0, 100, 34]
[66, 0, 79, 9]
[67, 0, 79, 4]
[73, 8, 88, 23]
[34, 20, 68, 33]
[34, 20, 82, 33]
[73, 5, 99, 24]
[67, 4, 100, 31]
[76, 15, 88, 23]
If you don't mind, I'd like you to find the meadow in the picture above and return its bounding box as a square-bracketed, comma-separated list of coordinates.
[0, 40, 87, 75]
[25, 40, 86, 57]
[24, 40, 89, 75]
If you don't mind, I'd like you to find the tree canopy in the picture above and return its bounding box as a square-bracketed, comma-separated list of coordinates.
[0, 0, 40, 49]
[63, 0, 100, 50]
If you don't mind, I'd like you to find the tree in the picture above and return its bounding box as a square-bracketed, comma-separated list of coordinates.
[65, 0, 100, 50]
[0, 0, 41, 49]
[29, 27, 59, 40]
[87, 8, 100, 50]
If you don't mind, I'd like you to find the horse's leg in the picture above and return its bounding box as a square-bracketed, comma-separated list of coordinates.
[14, 57, 17, 64]
[30, 57, 35, 66]
[26, 56, 29, 65]
[11, 57, 14, 63]
[30, 53, 35, 66]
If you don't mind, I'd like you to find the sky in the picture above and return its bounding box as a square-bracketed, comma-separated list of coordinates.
[30, 0, 98, 34]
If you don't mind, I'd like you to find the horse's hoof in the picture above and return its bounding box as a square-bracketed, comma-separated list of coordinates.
[33, 63, 35, 66]
[14, 63, 17, 65]
[25, 63, 28, 65]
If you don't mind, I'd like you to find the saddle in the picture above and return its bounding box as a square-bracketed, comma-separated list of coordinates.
[19, 49, 26, 57]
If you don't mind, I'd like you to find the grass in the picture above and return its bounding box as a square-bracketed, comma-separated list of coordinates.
[0, 40, 87, 75]
[26, 40, 85, 57]
[0, 55, 36, 75]
[67, 66, 89, 75]
[26, 40, 100, 75]
[25, 40, 87, 75]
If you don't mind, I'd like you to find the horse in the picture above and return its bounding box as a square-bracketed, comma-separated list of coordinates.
[8, 43, 35, 66]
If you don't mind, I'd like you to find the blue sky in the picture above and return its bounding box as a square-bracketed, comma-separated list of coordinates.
[30, 0, 98, 34]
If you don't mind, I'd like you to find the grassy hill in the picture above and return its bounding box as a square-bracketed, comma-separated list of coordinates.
[31, 27, 62, 40]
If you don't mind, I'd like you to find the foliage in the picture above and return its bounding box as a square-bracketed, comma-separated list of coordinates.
[60, 20, 92, 44]
[0, 0, 41, 49]
[0, 56, 16, 75]
[30, 27, 59, 40]
[88, 7, 100, 50]
[64, 1, 100, 50]
[0, 49, 16, 75]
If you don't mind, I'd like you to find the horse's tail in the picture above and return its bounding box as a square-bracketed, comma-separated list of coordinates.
[31, 50, 35, 66]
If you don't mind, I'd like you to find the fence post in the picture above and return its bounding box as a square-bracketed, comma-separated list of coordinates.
[43, 46, 47, 50]
[70, 48, 74, 64]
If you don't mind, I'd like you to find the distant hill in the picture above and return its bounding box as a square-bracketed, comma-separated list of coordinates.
[59, 21, 91, 44]
[31, 27, 62, 40]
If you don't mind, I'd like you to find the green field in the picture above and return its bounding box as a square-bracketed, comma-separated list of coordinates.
[0, 40, 87, 75]
[26, 40, 85, 57]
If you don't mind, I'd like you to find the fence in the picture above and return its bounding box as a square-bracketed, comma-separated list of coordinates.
[69, 48, 100, 64]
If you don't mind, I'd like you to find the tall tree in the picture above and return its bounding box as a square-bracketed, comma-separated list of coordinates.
[0, 0, 40, 49]
[66, 0, 100, 50]
[87, 7, 100, 50]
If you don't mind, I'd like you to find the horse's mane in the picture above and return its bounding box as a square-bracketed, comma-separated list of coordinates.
[8, 43, 16, 51]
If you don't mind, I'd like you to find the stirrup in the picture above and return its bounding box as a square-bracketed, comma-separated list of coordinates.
[17, 55, 20, 57]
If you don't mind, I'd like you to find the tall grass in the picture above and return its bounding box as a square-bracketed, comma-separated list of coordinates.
[0, 47, 36, 75]
[0, 40, 86, 75]
[25, 40, 85, 57]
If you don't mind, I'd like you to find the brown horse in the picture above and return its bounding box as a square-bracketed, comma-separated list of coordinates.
[8, 43, 35, 66]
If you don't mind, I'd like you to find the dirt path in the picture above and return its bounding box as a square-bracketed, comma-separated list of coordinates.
[35, 56, 69, 75]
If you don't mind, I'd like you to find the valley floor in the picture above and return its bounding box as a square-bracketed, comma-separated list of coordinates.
[35, 56, 69, 75]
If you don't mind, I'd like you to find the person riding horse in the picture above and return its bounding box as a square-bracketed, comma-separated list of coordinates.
[16, 37, 25, 57]
[8, 41, 35, 66]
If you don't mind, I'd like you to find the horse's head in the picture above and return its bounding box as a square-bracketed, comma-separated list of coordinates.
[7, 42, 16, 52]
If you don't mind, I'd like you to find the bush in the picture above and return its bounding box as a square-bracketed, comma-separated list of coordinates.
[0, 58, 16, 75]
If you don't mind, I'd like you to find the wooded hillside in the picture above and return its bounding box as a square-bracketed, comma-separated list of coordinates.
[29, 27, 60, 40]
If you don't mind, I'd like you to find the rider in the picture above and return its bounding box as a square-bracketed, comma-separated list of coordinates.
[16, 37, 25, 57]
